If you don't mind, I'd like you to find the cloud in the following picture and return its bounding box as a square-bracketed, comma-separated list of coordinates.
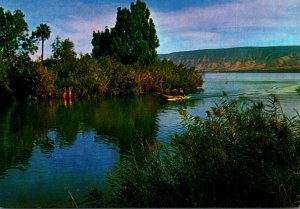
[31, 1, 120, 59]
[154, 0, 300, 31]
[26, 0, 300, 57]
[153, 0, 300, 53]
[178, 31, 219, 40]
[54, 12, 116, 55]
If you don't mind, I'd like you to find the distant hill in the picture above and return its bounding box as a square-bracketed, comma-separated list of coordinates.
[159, 46, 300, 72]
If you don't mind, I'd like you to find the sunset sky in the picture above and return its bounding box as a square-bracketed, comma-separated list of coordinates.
[1, 0, 300, 58]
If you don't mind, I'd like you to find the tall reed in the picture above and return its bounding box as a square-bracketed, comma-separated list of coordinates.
[107, 95, 300, 207]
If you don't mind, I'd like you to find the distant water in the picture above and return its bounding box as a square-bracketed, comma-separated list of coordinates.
[1, 73, 300, 207]
[186, 73, 300, 117]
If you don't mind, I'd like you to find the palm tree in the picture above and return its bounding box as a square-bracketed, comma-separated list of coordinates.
[35, 23, 51, 64]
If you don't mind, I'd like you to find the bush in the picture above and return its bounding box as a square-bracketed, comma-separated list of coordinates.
[108, 95, 300, 207]
[91, 57, 203, 96]
[0, 52, 12, 98]
[34, 65, 56, 99]
[148, 59, 203, 93]
[296, 86, 300, 95]
[2, 54, 203, 100]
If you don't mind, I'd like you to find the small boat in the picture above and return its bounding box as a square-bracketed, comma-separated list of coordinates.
[160, 94, 190, 102]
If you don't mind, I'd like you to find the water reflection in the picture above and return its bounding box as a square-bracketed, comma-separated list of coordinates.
[2, 73, 300, 207]
[0, 95, 161, 177]
[0, 95, 161, 207]
[0, 102, 36, 177]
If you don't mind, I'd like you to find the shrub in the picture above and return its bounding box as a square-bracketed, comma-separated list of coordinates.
[108, 95, 300, 207]
[0, 52, 12, 98]
[144, 59, 203, 93]
[296, 86, 300, 95]
[2, 54, 203, 100]
[34, 65, 56, 99]
[92, 57, 202, 96]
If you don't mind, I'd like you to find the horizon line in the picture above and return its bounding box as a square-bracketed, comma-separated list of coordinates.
[159, 45, 300, 55]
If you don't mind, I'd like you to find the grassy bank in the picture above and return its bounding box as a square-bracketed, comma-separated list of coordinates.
[97, 95, 300, 207]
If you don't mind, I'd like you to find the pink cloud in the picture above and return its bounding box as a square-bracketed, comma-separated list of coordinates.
[153, 0, 300, 53]
[34, 0, 300, 57]
[153, 0, 300, 33]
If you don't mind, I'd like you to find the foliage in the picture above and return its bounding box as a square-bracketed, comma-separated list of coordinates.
[73, 54, 111, 96]
[52, 36, 76, 61]
[5, 54, 55, 99]
[34, 65, 56, 99]
[46, 54, 202, 97]
[50, 36, 77, 90]
[0, 6, 202, 101]
[94, 57, 202, 96]
[147, 59, 203, 92]
[92, 0, 159, 65]
[0, 51, 11, 97]
[108, 95, 300, 207]
[91, 28, 114, 59]
[0, 6, 45, 100]
[296, 86, 300, 95]
[0, 7, 36, 58]
[6, 54, 35, 99]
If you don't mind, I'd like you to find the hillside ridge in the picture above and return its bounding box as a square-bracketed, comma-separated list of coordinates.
[159, 46, 300, 71]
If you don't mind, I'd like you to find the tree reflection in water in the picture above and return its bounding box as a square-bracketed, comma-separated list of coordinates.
[0, 95, 161, 179]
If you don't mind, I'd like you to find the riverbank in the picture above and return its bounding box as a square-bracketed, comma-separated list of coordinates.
[1, 56, 203, 101]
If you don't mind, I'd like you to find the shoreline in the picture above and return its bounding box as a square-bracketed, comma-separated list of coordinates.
[200, 69, 300, 73]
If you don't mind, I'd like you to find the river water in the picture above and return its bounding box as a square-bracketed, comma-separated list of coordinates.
[1, 73, 300, 207]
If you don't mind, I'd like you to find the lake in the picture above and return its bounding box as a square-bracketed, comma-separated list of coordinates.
[1, 73, 300, 207]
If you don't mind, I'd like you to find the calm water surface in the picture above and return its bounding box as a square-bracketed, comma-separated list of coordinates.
[1, 73, 300, 207]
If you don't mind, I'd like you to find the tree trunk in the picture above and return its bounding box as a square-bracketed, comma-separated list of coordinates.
[41, 36, 44, 65]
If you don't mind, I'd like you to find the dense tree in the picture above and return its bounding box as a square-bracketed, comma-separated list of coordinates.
[0, 7, 36, 58]
[51, 36, 77, 90]
[92, 27, 114, 59]
[0, 5, 202, 100]
[0, 7, 37, 98]
[52, 36, 76, 61]
[34, 23, 51, 64]
[0, 51, 10, 96]
[92, 0, 159, 65]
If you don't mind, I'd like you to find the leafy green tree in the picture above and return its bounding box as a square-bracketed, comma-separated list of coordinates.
[52, 36, 76, 60]
[92, 27, 114, 58]
[0, 7, 37, 58]
[92, 0, 159, 65]
[34, 23, 51, 64]
[0, 51, 10, 96]
[7, 54, 36, 99]
[51, 36, 77, 90]
[34, 65, 56, 98]
[0, 7, 39, 99]
[126, 0, 159, 64]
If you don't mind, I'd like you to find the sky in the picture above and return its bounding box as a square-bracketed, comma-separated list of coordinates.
[1, 0, 300, 59]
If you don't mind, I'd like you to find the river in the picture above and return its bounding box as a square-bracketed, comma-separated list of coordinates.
[1, 73, 300, 207]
